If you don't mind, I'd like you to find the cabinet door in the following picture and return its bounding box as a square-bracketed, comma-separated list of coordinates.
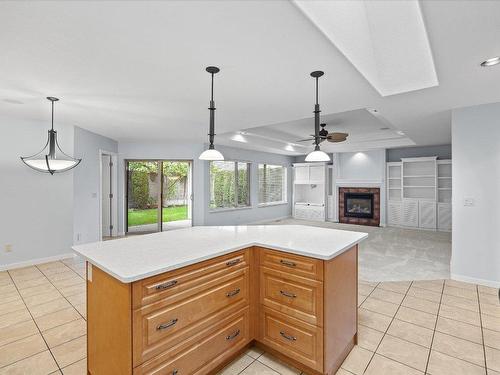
[419, 201, 436, 229]
[402, 200, 419, 227]
[309, 165, 324, 183]
[387, 202, 402, 226]
[294, 166, 309, 183]
[438, 203, 452, 231]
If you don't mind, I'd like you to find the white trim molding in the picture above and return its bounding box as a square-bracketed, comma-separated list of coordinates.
[0, 253, 76, 271]
[451, 273, 500, 289]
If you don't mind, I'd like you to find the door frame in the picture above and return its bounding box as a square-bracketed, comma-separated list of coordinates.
[99, 150, 118, 241]
[124, 159, 194, 234]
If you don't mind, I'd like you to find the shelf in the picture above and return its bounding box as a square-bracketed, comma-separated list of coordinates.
[388, 177, 402, 180]
[438, 177, 452, 179]
[403, 175, 435, 178]
[388, 188, 402, 190]
[403, 186, 436, 188]
[438, 188, 451, 190]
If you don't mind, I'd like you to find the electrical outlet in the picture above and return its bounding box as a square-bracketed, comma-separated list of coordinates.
[5, 244, 12, 252]
[463, 198, 475, 207]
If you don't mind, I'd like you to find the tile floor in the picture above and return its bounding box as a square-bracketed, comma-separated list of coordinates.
[1, 258, 499, 375]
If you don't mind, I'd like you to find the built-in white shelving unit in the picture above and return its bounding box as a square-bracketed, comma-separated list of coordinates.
[386, 157, 451, 231]
[292, 163, 327, 221]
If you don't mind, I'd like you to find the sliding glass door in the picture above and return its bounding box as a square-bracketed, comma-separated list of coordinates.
[126, 160, 192, 234]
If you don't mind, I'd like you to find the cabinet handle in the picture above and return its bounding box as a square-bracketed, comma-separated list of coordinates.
[171, 370, 178, 375]
[280, 290, 297, 298]
[226, 329, 241, 341]
[226, 259, 241, 267]
[157, 318, 178, 331]
[155, 280, 178, 290]
[280, 331, 297, 341]
[226, 288, 241, 297]
[280, 260, 296, 267]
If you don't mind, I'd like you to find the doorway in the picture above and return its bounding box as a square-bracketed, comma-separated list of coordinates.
[125, 160, 192, 234]
[100, 151, 118, 240]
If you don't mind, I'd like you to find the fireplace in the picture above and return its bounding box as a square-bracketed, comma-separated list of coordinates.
[339, 187, 380, 226]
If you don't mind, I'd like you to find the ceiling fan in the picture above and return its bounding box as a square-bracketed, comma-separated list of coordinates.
[296, 123, 349, 144]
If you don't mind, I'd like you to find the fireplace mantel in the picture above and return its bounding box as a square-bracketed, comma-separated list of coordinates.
[338, 187, 381, 226]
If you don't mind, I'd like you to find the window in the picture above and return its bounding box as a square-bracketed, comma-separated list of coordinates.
[209, 161, 250, 209]
[259, 164, 287, 205]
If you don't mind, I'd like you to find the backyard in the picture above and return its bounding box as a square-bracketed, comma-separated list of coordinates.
[128, 205, 188, 226]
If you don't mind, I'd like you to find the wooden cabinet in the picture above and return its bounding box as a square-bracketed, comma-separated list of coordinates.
[87, 246, 358, 375]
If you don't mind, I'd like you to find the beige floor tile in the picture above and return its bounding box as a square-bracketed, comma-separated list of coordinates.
[335, 369, 353, 375]
[370, 288, 405, 305]
[358, 294, 367, 307]
[364, 353, 423, 375]
[42, 318, 86, 348]
[218, 354, 254, 374]
[28, 298, 72, 318]
[0, 299, 26, 316]
[24, 291, 62, 308]
[35, 307, 81, 332]
[357, 324, 384, 351]
[427, 350, 486, 375]
[441, 294, 479, 312]
[14, 277, 51, 290]
[445, 279, 477, 291]
[406, 286, 442, 303]
[411, 280, 443, 293]
[52, 277, 84, 290]
[482, 313, 500, 332]
[478, 285, 499, 296]
[46, 271, 80, 282]
[359, 283, 376, 297]
[257, 353, 301, 375]
[479, 293, 500, 306]
[377, 281, 411, 294]
[61, 358, 87, 375]
[37, 261, 65, 271]
[19, 284, 58, 298]
[395, 306, 437, 329]
[486, 346, 500, 372]
[0, 320, 38, 347]
[0, 350, 58, 375]
[0, 284, 17, 295]
[240, 360, 279, 375]
[341, 346, 373, 375]
[40, 266, 72, 276]
[438, 303, 481, 326]
[245, 346, 264, 359]
[361, 297, 399, 317]
[0, 309, 32, 329]
[484, 328, 500, 350]
[58, 284, 86, 297]
[1, 291, 22, 304]
[435, 316, 483, 344]
[387, 319, 434, 347]
[358, 308, 392, 332]
[73, 304, 86, 319]
[432, 331, 485, 366]
[0, 333, 47, 367]
[443, 285, 478, 301]
[402, 295, 439, 315]
[481, 303, 500, 318]
[51, 335, 86, 368]
[66, 293, 85, 307]
[376, 334, 429, 372]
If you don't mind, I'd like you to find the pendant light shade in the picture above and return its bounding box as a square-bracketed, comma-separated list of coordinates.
[305, 71, 331, 163]
[199, 66, 224, 161]
[21, 97, 82, 175]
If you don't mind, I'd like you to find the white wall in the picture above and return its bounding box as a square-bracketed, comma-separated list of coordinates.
[451, 103, 500, 287]
[0, 116, 74, 269]
[73, 127, 118, 244]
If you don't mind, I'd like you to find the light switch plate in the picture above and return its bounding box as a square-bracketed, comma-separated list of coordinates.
[463, 198, 475, 207]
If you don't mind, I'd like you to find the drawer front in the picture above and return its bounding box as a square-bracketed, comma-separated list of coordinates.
[258, 247, 323, 281]
[132, 250, 249, 308]
[135, 308, 250, 375]
[261, 267, 323, 326]
[260, 307, 323, 372]
[134, 268, 249, 364]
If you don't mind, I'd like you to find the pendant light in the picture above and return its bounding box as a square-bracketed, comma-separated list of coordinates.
[199, 66, 224, 161]
[21, 97, 82, 174]
[305, 71, 331, 162]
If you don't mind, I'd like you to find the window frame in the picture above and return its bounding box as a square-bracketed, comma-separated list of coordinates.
[209, 160, 251, 211]
[258, 163, 288, 207]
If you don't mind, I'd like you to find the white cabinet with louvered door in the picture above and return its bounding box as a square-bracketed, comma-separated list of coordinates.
[387, 202, 403, 226]
[402, 200, 419, 227]
[309, 165, 325, 184]
[294, 165, 310, 184]
[419, 201, 436, 229]
[438, 203, 452, 231]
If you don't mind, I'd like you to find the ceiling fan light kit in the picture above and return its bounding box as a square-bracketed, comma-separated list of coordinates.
[20, 97, 82, 175]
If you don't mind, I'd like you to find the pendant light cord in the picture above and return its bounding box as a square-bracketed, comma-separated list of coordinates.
[211, 72, 214, 102]
[315, 77, 319, 105]
[51, 100, 54, 131]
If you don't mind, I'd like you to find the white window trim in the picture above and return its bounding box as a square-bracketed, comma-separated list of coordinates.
[258, 201, 288, 208]
[258, 163, 288, 206]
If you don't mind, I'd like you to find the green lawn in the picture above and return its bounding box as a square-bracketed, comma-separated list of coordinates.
[128, 205, 188, 226]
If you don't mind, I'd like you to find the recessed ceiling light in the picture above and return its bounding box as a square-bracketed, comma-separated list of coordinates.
[380, 127, 390, 130]
[396, 130, 405, 136]
[480, 57, 500, 67]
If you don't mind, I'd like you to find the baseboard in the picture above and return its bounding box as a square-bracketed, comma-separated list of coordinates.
[0, 253, 76, 271]
[451, 273, 500, 289]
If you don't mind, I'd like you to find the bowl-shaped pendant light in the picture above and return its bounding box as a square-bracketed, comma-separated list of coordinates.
[21, 97, 82, 174]
[305, 71, 330, 163]
[199, 66, 224, 161]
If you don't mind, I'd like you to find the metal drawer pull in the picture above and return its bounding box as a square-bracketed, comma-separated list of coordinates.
[157, 318, 178, 331]
[280, 290, 297, 298]
[155, 280, 178, 290]
[280, 260, 296, 267]
[226, 288, 241, 297]
[226, 329, 241, 340]
[226, 259, 241, 267]
[280, 331, 297, 341]
[171, 370, 178, 375]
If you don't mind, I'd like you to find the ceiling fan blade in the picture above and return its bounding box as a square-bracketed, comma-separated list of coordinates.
[327, 132, 349, 143]
[296, 138, 315, 142]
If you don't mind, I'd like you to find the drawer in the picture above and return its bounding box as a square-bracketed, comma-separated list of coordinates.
[134, 307, 250, 375]
[133, 268, 249, 365]
[259, 307, 323, 372]
[132, 249, 249, 308]
[260, 267, 323, 326]
[258, 247, 323, 281]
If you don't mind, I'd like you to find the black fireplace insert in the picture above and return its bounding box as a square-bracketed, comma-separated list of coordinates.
[344, 192, 374, 219]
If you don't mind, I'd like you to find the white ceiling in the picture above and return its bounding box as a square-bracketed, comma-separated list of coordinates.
[1, 1, 500, 155]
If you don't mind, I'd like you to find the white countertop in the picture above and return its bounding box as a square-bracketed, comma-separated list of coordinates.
[72, 225, 368, 283]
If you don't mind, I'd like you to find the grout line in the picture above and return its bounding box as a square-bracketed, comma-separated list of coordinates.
[423, 279, 445, 374]
[476, 284, 489, 375]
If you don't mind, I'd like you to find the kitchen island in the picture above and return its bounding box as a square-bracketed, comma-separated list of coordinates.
[73, 225, 367, 375]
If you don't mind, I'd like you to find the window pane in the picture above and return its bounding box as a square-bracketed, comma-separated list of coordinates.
[237, 162, 249, 206]
[210, 161, 235, 209]
[259, 164, 286, 204]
